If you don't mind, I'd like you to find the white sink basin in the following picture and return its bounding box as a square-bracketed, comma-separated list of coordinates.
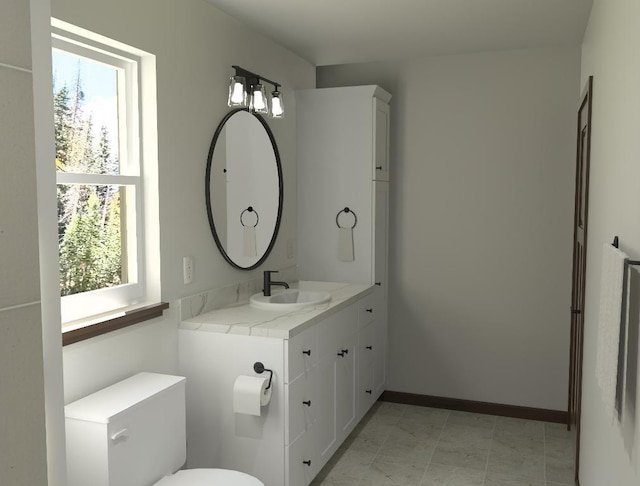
[250, 289, 331, 310]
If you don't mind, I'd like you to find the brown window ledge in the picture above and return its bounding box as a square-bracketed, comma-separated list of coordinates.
[62, 302, 170, 346]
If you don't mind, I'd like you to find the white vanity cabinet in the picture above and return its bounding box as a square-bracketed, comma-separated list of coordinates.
[282, 296, 385, 485]
[179, 287, 381, 486]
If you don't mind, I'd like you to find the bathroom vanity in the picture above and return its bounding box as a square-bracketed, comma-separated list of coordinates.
[182, 84, 392, 486]
[178, 281, 384, 486]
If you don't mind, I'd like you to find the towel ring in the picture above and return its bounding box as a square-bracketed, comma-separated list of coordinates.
[336, 207, 357, 229]
[240, 206, 259, 228]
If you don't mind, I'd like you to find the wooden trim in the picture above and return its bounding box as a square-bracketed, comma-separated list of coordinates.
[380, 390, 568, 424]
[62, 302, 170, 346]
[569, 75, 593, 483]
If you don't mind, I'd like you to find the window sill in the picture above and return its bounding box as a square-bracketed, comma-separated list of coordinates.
[62, 302, 170, 346]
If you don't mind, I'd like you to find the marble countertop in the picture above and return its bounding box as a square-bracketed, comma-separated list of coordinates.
[179, 281, 373, 339]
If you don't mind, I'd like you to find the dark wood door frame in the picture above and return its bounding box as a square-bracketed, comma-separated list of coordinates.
[567, 75, 593, 485]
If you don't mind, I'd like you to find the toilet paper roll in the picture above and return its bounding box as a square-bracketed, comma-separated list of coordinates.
[233, 375, 272, 416]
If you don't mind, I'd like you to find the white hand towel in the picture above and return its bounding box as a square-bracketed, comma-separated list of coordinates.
[596, 243, 628, 419]
[338, 227, 354, 262]
[243, 226, 257, 257]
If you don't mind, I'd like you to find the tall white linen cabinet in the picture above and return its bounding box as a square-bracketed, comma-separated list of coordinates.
[296, 85, 391, 417]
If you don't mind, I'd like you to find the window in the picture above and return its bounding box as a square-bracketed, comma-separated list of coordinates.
[52, 20, 160, 328]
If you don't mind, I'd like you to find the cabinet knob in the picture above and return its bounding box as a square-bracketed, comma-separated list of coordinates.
[303, 460, 311, 467]
[366, 308, 373, 313]
[365, 390, 373, 394]
[376, 166, 383, 170]
[366, 345, 373, 350]
[302, 349, 311, 356]
[342, 348, 349, 355]
[303, 400, 311, 407]
[337, 351, 345, 357]
[375, 282, 382, 286]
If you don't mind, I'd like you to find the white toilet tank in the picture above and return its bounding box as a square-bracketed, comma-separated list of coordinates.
[65, 372, 187, 486]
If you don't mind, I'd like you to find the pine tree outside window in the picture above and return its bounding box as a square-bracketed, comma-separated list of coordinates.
[52, 23, 154, 325]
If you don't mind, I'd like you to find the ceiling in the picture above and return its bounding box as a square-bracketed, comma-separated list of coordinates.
[205, 0, 593, 66]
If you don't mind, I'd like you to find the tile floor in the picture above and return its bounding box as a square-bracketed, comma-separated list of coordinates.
[311, 401, 575, 486]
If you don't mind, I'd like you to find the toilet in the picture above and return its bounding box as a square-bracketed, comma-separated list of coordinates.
[64, 372, 263, 486]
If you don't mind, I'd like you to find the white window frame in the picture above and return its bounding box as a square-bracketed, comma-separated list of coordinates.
[52, 21, 154, 325]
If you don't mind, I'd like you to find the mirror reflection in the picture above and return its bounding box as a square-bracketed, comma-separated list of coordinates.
[206, 109, 283, 270]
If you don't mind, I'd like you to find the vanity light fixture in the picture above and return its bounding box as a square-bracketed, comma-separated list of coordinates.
[227, 65, 284, 118]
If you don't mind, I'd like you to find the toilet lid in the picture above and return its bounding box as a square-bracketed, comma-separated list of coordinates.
[154, 469, 264, 486]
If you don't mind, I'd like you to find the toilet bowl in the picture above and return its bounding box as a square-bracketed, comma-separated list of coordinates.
[65, 372, 263, 486]
[155, 468, 263, 486]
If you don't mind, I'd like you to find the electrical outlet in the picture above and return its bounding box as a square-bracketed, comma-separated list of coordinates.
[183, 256, 194, 284]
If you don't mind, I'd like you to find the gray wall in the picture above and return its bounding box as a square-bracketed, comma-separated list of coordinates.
[579, 0, 640, 484]
[319, 46, 580, 410]
[0, 0, 48, 483]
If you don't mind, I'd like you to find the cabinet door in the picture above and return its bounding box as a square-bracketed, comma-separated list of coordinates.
[335, 335, 357, 442]
[314, 354, 337, 467]
[373, 98, 390, 181]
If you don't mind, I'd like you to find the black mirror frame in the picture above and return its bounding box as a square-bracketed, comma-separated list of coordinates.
[205, 108, 284, 270]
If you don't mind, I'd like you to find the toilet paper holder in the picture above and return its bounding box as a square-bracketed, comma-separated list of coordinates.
[253, 362, 273, 390]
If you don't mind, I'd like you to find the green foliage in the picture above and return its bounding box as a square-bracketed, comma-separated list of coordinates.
[53, 86, 72, 165]
[54, 62, 123, 297]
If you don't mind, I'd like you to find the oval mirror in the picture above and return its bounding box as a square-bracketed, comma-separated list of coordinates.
[205, 109, 283, 270]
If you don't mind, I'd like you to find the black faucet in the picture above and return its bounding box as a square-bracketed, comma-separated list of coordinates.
[263, 270, 290, 296]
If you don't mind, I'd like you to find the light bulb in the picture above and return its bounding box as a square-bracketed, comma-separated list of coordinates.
[270, 90, 284, 118]
[250, 84, 269, 114]
[227, 76, 247, 107]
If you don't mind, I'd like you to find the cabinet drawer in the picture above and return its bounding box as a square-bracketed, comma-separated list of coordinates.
[358, 293, 377, 329]
[317, 305, 358, 358]
[358, 321, 376, 370]
[358, 363, 375, 420]
[285, 430, 317, 486]
[285, 325, 317, 383]
[285, 370, 316, 445]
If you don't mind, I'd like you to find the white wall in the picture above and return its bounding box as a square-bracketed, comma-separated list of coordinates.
[578, 0, 640, 484]
[0, 0, 49, 483]
[318, 46, 580, 411]
[50, 0, 315, 402]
